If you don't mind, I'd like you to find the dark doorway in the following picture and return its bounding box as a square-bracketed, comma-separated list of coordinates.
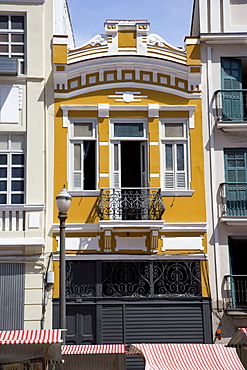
[229, 236, 247, 307]
[66, 305, 96, 345]
[121, 141, 141, 187]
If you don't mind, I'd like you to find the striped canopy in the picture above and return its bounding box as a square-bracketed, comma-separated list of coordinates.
[61, 344, 126, 370]
[62, 344, 126, 355]
[0, 329, 62, 364]
[228, 328, 247, 348]
[128, 343, 245, 370]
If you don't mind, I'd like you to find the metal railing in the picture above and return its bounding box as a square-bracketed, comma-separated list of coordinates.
[225, 275, 247, 309]
[97, 188, 165, 220]
[214, 89, 247, 121]
[220, 182, 247, 217]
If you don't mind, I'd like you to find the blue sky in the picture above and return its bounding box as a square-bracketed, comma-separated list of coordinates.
[67, 0, 194, 49]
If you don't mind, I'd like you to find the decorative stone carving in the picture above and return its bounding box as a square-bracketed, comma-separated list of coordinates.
[147, 34, 166, 47]
[90, 34, 107, 47]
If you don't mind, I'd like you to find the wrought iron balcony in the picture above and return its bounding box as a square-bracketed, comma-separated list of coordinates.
[214, 89, 247, 121]
[225, 275, 247, 309]
[220, 183, 247, 217]
[97, 188, 165, 220]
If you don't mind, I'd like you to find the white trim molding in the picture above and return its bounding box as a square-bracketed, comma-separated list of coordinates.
[161, 222, 207, 233]
[99, 220, 164, 230]
[161, 235, 204, 251]
[161, 190, 194, 196]
[52, 253, 208, 261]
[0, 238, 44, 246]
[60, 104, 197, 122]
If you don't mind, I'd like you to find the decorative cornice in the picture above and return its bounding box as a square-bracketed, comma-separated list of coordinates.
[53, 253, 208, 261]
[89, 34, 107, 47]
[55, 84, 201, 99]
[220, 217, 247, 226]
[0, 238, 44, 246]
[200, 33, 247, 44]
[0, 204, 45, 211]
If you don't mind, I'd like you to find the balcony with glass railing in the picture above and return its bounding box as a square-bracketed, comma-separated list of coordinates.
[214, 90, 247, 123]
[220, 183, 247, 217]
[97, 188, 165, 221]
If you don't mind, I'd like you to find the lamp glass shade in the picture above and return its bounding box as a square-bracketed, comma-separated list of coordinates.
[56, 187, 72, 213]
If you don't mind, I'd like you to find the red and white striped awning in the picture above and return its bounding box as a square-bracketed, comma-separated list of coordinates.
[61, 344, 126, 370]
[62, 344, 126, 355]
[128, 343, 245, 370]
[228, 328, 247, 348]
[0, 329, 62, 345]
[0, 330, 63, 364]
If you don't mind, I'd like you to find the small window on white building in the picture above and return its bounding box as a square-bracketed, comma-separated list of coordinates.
[0, 15, 25, 74]
[0, 134, 25, 204]
[69, 120, 97, 190]
[161, 121, 189, 190]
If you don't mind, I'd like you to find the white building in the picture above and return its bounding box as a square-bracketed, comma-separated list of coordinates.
[0, 0, 73, 330]
[191, 0, 247, 344]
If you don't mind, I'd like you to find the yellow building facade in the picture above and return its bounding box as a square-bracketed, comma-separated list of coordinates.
[52, 21, 212, 346]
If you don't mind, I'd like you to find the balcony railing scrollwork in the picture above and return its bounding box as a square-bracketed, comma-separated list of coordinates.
[220, 182, 247, 217]
[97, 187, 165, 220]
[214, 89, 247, 122]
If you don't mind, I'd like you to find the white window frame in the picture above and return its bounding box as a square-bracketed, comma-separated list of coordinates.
[68, 118, 98, 192]
[109, 118, 148, 188]
[0, 14, 25, 74]
[160, 119, 191, 192]
[0, 133, 25, 204]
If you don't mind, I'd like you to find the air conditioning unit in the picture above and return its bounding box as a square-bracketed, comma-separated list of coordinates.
[0, 57, 18, 75]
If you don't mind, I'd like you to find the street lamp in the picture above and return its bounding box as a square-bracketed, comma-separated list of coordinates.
[56, 186, 71, 343]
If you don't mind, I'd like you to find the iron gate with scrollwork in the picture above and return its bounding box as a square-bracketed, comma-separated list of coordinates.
[65, 260, 202, 298]
[53, 260, 212, 350]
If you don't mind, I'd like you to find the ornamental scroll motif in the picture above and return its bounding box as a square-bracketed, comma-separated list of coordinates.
[65, 260, 201, 299]
[66, 261, 96, 298]
[90, 34, 108, 47]
[147, 34, 166, 47]
[102, 262, 150, 297]
[153, 261, 201, 296]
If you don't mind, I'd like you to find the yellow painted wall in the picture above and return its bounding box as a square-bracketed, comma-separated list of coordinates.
[186, 43, 201, 65]
[53, 30, 209, 298]
[53, 44, 67, 64]
[118, 31, 136, 48]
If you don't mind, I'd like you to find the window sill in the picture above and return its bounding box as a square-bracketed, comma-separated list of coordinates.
[68, 190, 100, 197]
[161, 190, 194, 196]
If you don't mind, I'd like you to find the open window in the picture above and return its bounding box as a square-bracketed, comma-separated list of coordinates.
[110, 120, 148, 188]
[69, 119, 97, 191]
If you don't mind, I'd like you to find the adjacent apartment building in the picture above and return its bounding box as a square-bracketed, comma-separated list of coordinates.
[52, 20, 212, 348]
[191, 0, 247, 343]
[0, 0, 73, 330]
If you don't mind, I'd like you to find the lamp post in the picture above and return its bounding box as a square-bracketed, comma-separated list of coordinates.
[56, 186, 71, 344]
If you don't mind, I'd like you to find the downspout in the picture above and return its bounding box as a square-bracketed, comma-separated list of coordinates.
[206, 46, 222, 310]
[41, 253, 53, 329]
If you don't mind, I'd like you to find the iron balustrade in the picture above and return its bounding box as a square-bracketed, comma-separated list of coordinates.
[97, 188, 165, 220]
[225, 275, 247, 309]
[65, 260, 202, 299]
[214, 89, 247, 121]
[220, 182, 247, 217]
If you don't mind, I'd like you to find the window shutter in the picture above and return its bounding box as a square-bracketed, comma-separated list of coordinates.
[176, 172, 186, 189]
[221, 58, 242, 121]
[164, 173, 174, 189]
[74, 173, 81, 188]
